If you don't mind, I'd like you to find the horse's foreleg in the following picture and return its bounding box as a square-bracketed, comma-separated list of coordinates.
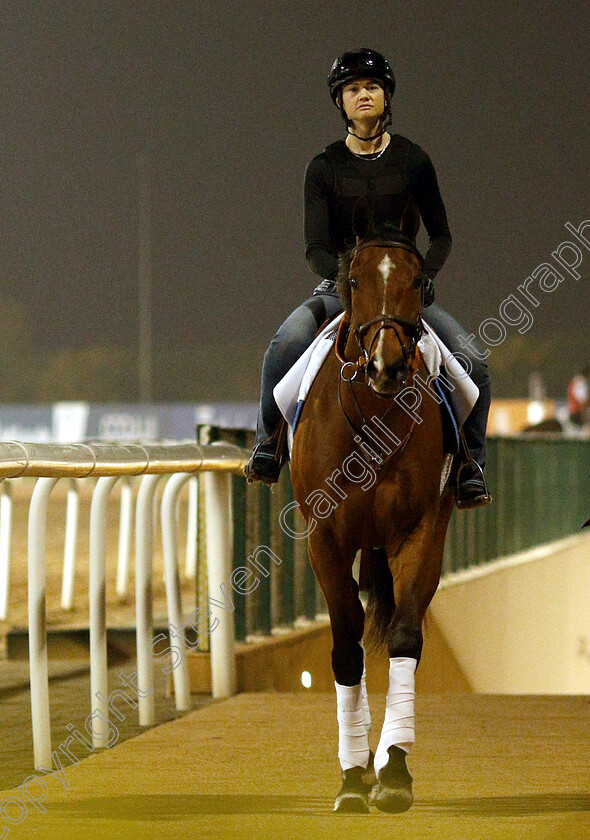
[308, 528, 364, 683]
[371, 509, 448, 812]
[308, 528, 372, 812]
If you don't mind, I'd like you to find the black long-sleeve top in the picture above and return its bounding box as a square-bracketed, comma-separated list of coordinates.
[304, 133, 452, 283]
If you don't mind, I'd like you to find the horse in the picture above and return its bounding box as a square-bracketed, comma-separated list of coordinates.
[290, 213, 457, 814]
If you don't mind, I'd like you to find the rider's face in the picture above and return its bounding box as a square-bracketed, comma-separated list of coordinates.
[340, 78, 385, 121]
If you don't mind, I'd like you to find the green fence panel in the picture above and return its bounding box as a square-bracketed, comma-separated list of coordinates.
[433, 434, 590, 576]
[281, 475, 296, 627]
[304, 547, 317, 621]
[257, 483, 272, 635]
[231, 429, 248, 641]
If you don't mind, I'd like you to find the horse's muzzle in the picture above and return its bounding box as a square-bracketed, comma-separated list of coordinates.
[367, 357, 408, 397]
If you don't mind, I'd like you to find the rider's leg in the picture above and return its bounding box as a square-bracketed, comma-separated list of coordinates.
[247, 291, 343, 482]
[421, 303, 491, 505]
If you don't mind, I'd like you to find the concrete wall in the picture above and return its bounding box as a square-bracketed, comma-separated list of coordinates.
[183, 531, 590, 697]
[430, 531, 590, 693]
[185, 614, 471, 696]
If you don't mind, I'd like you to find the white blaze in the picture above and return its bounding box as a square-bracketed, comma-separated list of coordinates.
[376, 256, 396, 371]
[378, 254, 395, 281]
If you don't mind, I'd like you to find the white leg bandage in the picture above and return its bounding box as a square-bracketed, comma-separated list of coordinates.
[335, 680, 371, 771]
[374, 657, 417, 777]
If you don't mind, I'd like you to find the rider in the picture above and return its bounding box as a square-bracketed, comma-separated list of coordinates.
[245, 48, 491, 509]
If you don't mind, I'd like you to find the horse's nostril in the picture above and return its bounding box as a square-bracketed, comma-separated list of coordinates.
[384, 360, 405, 381]
[367, 358, 377, 376]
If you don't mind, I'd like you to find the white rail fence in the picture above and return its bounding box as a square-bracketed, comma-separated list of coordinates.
[0, 440, 248, 769]
[0, 475, 200, 620]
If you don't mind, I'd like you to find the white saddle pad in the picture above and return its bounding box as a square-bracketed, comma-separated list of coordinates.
[273, 313, 479, 441]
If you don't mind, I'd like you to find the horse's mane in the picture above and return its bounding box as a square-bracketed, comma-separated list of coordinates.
[336, 223, 422, 315]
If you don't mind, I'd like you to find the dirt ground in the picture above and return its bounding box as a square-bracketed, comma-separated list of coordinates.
[1, 692, 589, 840]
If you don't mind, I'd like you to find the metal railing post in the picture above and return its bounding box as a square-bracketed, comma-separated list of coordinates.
[184, 475, 198, 579]
[160, 472, 192, 711]
[116, 477, 134, 598]
[89, 475, 119, 746]
[203, 470, 236, 698]
[0, 480, 13, 620]
[28, 476, 60, 769]
[61, 478, 80, 610]
[135, 473, 161, 726]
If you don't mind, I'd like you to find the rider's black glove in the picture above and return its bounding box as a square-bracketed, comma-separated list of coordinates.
[421, 274, 435, 308]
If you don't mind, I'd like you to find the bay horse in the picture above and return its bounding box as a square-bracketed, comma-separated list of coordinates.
[290, 215, 456, 814]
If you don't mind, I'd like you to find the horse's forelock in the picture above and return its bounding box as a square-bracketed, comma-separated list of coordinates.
[336, 224, 421, 314]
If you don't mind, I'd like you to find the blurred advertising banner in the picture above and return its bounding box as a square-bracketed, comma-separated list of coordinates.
[0, 402, 257, 443]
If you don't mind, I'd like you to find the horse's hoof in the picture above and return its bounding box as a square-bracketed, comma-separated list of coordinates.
[333, 766, 371, 814]
[369, 745, 413, 814]
[333, 789, 370, 814]
[369, 782, 413, 813]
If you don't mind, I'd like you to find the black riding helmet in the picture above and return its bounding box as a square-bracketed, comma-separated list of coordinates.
[328, 48, 395, 141]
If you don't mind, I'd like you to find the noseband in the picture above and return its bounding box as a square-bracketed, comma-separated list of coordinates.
[355, 313, 422, 369]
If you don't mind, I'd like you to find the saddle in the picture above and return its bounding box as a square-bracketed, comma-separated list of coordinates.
[273, 312, 479, 457]
[271, 313, 342, 469]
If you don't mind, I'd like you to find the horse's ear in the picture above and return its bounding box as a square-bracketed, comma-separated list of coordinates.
[352, 196, 375, 242]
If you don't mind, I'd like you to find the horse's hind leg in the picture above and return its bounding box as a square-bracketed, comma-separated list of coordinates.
[307, 527, 372, 813]
[372, 495, 454, 813]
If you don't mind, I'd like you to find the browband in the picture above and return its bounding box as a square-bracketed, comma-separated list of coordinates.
[352, 239, 424, 266]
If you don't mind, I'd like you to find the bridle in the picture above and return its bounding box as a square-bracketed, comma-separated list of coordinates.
[336, 238, 425, 387]
[335, 237, 426, 471]
[355, 312, 422, 371]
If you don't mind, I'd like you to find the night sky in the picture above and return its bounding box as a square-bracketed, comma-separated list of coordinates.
[1, 1, 589, 399]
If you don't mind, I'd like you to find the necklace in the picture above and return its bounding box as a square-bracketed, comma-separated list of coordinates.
[352, 145, 388, 160]
[347, 132, 391, 159]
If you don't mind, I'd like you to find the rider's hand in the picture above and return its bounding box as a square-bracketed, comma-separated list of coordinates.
[422, 274, 435, 308]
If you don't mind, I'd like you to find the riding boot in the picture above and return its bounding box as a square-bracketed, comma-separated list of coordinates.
[244, 334, 298, 486]
[420, 303, 493, 508]
[243, 415, 286, 486]
[244, 291, 343, 485]
[456, 377, 492, 510]
[455, 458, 492, 509]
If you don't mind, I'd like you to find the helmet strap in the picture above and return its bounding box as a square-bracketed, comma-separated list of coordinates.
[347, 123, 387, 142]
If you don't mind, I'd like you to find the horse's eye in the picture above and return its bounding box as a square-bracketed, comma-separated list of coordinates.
[349, 276, 357, 288]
